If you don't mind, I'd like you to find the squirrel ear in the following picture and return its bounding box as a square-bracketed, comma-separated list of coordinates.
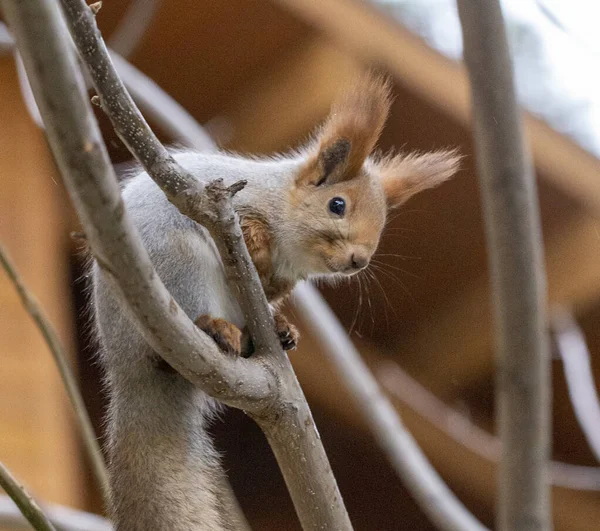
[377, 150, 461, 209]
[298, 72, 392, 186]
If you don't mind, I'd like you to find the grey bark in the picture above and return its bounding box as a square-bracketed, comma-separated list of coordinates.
[3, 0, 351, 528]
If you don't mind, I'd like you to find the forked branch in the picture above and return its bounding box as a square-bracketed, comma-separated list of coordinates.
[3, 0, 351, 528]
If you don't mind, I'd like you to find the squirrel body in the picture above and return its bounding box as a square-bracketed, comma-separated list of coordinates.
[92, 75, 459, 530]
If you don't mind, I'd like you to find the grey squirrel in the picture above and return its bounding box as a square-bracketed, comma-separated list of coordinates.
[92, 73, 459, 530]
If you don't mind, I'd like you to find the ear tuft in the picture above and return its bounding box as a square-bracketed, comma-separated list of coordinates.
[301, 71, 393, 186]
[377, 149, 462, 208]
[317, 138, 352, 185]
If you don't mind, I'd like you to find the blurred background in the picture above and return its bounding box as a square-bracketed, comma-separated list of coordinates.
[1, 0, 600, 529]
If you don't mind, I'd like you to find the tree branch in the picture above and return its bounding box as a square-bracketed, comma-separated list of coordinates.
[0, 243, 111, 502]
[456, 1, 552, 530]
[552, 309, 600, 463]
[294, 283, 488, 531]
[376, 359, 600, 491]
[0, 462, 56, 531]
[0, 495, 111, 531]
[4, 0, 352, 528]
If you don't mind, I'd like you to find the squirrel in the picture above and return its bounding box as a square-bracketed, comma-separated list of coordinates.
[91, 73, 460, 531]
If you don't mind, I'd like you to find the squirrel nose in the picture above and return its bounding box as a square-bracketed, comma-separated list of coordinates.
[350, 253, 368, 271]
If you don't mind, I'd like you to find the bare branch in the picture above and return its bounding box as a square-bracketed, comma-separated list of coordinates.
[456, 1, 552, 529]
[5, 0, 352, 528]
[377, 360, 600, 491]
[2, 0, 274, 410]
[0, 462, 56, 531]
[294, 282, 488, 531]
[0, 243, 111, 501]
[552, 309, 600, 463]
[59, 0, 279, 355]
[0, 496, 111, 531]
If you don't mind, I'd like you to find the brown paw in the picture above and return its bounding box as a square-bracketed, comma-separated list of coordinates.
[273, 312, 300, 351]
[195, 315, 242, 356]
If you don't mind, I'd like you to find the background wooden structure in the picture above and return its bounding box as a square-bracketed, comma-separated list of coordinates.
[1, 1, 600, 529]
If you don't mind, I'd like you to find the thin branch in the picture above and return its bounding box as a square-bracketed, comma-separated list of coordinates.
[14, 51, 44, 128]
[376, 360, 600, 491]
[552, 309, 600, 463]
[0, 496, 111, 531]
[456, 1, 552, 529]
[0, 462, 56, 531]
[294, 282, 488, 531]
[58, 0, 278, 353]
[5, 0, 352, 528]
[0, 243, 111, 502]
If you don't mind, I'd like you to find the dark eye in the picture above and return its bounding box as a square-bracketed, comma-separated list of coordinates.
[328, 197, 346, 217]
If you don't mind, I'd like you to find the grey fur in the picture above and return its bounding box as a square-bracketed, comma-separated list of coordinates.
[93, 151, 308, 531]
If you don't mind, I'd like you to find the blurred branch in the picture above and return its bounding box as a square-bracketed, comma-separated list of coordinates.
[457, 2, 551, 530]
[110, 52, 215, 151]
[0, 243, 111, 502]
[107, 0, 161, 58]
[552, 309, 600, 463]
[14, 51, 43, 128]
[377, 360, 600, 491]
[0, 496, 111, 531]
[0, 21, 214, 150]
[0, 462, 56, 531]
[294, 282, 488, 531]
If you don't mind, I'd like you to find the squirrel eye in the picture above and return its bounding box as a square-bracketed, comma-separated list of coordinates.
[328, 196, 346, 217]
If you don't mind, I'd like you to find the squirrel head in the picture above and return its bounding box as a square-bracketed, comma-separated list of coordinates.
[279, 73, 461, 279]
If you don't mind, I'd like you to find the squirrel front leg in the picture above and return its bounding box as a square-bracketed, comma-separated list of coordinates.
[195, 315, 243, 356]
[273, 311, 300, 351]
[195, 313, 299, 355]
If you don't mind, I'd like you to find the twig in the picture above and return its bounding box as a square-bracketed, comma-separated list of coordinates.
[0, 462, 56, 531]
[456, 2, 552, 530]
[552, 309, 600, 463]
[294, 282, 488, 531]
[0, 243, 111, 502]
[6, 0, 352, 528]
[0, 495, 111, 531]
[376, 360, 600, 491]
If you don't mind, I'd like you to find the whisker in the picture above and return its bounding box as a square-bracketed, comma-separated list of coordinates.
[374, 253, 422, 261]
[370, 264, 415, 302]
[371, 259, 423, 280]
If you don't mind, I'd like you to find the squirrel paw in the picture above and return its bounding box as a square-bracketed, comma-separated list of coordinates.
[195, 315, 242, 356]
[273, 312, 300, 351]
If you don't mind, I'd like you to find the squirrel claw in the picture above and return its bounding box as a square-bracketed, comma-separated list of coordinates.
[195, 315, 242, 356]
[273, 312, 300, 351]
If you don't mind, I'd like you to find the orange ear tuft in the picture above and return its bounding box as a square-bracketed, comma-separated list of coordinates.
[299, 72, 393, 186]
[377, 149, 461, 208]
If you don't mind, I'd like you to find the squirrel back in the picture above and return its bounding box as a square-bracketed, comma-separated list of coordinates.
[92, 73, 460, 530]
